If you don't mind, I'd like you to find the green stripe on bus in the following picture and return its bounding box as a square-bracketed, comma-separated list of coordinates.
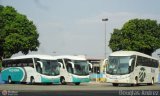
[72, 76, 90, 83]
[1, 67, 24, 81]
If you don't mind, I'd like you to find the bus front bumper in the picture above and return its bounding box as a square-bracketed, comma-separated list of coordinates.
[106, 75, 132, 84]
[72, 75, 90, 83]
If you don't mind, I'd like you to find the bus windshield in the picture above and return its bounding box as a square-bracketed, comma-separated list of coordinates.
[41, 60, 60, 76]
[106, 56, 130, 75]
[74, 60, 89, 75]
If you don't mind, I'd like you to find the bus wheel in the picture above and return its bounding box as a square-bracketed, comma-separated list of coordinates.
[75, 82, 80, 85]
[112, 83, 118, 86]
[21, 82, 27, 84]
[8, 76, 12, 84]
[148, 78, 154, 85]
[60, 77, 66, 85]
[30, 77, 35, 85]
[132, 77, 138, 86]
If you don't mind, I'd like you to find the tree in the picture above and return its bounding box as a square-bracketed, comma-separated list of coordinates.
[109, 18, 160, 55]
[0, 5, 40, 59]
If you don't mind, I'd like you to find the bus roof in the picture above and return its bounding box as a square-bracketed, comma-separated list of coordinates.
[53, 55, 86, 60]
[110, 51, 158, 60]
[10, 54, 56, 60]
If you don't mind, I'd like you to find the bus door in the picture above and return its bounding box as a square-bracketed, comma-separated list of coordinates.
[58, 59, 72, 82]
[63, 59, 74, 82]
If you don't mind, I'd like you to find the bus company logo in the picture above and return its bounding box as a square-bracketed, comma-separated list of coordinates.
[2, 90, 8, 96]
[139, 67, 146, 82]
[9, 69, 20, 72]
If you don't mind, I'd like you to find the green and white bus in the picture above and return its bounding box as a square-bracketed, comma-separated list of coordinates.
[54, 55, 92, 85]
[1, 55, 60, 84]
[106, 51, 159, 86]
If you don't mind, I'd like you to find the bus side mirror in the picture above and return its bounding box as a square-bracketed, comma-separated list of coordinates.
[103, 58, 108, 65]
[88, 63, 92, 72]
[58, 62, 63, 68]
[129, 59, 133, 66]
[88, 63, 92, 69]
[37, 61, 43, 68]
[69, 62, 74, 68]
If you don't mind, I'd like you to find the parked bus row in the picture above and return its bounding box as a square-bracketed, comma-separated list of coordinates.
[1, 55, 92, 85]
[1, 51, 159, 86]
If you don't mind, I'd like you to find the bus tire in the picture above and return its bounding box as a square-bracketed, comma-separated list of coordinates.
[60, 77, 66, 85]
[8, 76, 12, 84]
[132, 77, 138, 86]
[148, 78, 154, 85]
[112, 83, 118, 86]
[21, 82, 27, 84]
[30, 77, 35, 85]
[75, 82, 80, 85]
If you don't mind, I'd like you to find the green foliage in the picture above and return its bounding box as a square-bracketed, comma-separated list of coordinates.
[0, 61, 1, 67]
[109, 18, 160, 55]
[0, 5, 40, 58]
[0, 60, 1, 72]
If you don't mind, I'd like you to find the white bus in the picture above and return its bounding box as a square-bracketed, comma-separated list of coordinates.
[1, 55, 60, 84]
[54, 55, 92, 85]
[106, 51, 159, 86]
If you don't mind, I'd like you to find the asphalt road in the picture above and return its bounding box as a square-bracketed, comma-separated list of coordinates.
[0, 83, 160, 96]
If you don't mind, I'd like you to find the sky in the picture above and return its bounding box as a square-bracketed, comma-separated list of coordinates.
[1, 0, 160, 59]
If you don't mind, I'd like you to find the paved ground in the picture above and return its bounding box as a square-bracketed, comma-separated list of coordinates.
[0, 82, 159, 96]
[1, 82, 160, 91]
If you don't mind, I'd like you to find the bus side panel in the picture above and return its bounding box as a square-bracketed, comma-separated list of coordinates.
[24, 67, 61, 83]
[1, 67, 25, 82]
[135, 66, 157, 84]
[130, 65, 159, 84]
[154, 68, 159, 83]
[1, 69, 8, 81]
[24, 67, 37, 82]
[60, 68, 72, 82]
[129, 72, 136, 84]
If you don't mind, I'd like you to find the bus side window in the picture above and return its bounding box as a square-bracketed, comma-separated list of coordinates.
[130, 55, 136, 72]
[28, 63, 34, 68]
[17, 63, 21, 67]
[153, 60, 159, 68]
[12, 63, 17, 67]
[17, 59, 21, 67]
[136, 56, 142, 66]
[29, 59, 34, 68]
[64, 59, 73, 74]
[2, 60, 8, 68]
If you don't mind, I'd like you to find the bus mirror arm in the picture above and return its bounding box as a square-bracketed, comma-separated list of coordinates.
[37, 61, 43, 68]
[58, 62, 63, 68]
[69, 62, 74, 68]
[129, 59, 133, 66]
[89, 63, 92, 69]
